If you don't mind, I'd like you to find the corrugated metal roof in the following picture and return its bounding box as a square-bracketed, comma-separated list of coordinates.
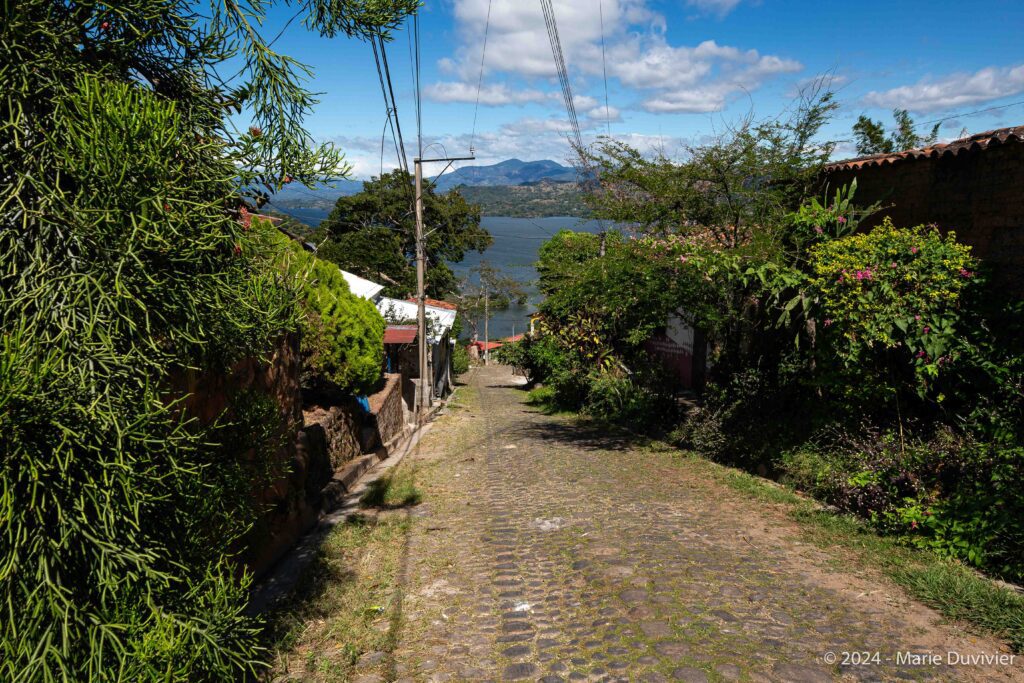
[383, 325, 417, 344]
[376, 297, 456, 345]
[341, 270, 385, 301]
[825, 125, 1024, 171]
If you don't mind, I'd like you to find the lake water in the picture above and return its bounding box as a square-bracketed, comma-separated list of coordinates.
[276, 208, 606, 339]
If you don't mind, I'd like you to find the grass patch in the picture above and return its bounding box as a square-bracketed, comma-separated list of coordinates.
[675, 450, 1024, 652]
[263, 514, 411, 681]
[525, 385, 576, 416]
[361, 465, 422, 508]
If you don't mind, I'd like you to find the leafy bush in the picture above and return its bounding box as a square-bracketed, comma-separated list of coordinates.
[270, 228, 384, 396]
[781, 431, 1024, 581]
[808, 218, 979, 400]
[452, 342, 471, 376]
[583, 370, 676, 430]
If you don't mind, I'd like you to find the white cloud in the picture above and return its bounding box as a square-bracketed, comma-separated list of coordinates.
[606, 37, 800, 112]
[424, 81, 550, 106]
[685, 0, 743, 18]
[586, 104, 622, 122]
[427, 0, 801, 116]
[863, 63, 1024, 113]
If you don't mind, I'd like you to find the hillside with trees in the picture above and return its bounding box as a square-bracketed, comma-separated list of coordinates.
[456, 180, 590, 217]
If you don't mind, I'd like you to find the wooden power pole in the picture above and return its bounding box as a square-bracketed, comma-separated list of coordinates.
[413, 154, 474, 416]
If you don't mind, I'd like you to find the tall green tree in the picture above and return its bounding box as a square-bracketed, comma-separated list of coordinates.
[319, 170, 492, 297]
[0, 0, 415, 679]
[584, 83, 839, 249]
[852, 108, 941, 155]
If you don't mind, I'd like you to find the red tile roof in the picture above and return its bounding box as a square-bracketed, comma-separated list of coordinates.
[383, 325, 417, 344]
[503, 334, 524, 342]
[407, 297, 459, 310]
[825, 125, 1024, 171]
[469, 340, 503, 351]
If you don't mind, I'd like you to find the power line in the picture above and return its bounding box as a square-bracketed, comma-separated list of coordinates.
[376, 35, 409, 174]
[918, 98, 1024, 129]
[370, 37, 405, 175]
[598, 0, 611, 137]
[539, 0, 584, 154]
[470, 0, 494, 154]
[415, 13, 423, 159]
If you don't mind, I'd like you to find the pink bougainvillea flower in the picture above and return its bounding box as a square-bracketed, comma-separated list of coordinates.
[910, 520, 918, 530]
[814, 226, 823, 234]
[959, 268, 973, 278]
[837, 216, 847, 224]
[923, 326, 931, 334]
[914, 315, 921, 321]
[916, 350, 926, 358]
[823, 319, 833, 327]
[890, 262, 898, 268]
[679, 255, 688, 263]
[910, 246, 919, 254]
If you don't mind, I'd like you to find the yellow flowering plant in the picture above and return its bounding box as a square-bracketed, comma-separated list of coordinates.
[809, 218, 978, 397]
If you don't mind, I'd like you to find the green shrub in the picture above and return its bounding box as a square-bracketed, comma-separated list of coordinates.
[583, 371, 675, 430]
[780, 431, 1024, 581]
[270, 229, 384, 396]
[452, 342, 471, 376]
[809, 218, 979, 401]
[0, 78, 294, 679]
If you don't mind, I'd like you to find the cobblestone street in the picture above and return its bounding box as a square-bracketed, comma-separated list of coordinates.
[372, 365, 1021, 683]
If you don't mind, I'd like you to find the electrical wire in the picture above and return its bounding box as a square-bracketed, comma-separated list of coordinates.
[539, 0, 584, 153]
[598, 0, 611, 137]
[377, 35, 409, 174]
[470, 0, 494, 155]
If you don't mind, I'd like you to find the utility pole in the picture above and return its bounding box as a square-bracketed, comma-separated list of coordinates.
[413, 154, 474, 417]
[414, 160, 428, 414]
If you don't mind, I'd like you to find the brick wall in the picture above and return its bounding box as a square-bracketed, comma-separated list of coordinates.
[824, 142, 1024, 293]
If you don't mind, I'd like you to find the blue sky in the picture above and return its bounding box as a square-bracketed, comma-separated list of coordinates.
[257, 0, 1024, 178]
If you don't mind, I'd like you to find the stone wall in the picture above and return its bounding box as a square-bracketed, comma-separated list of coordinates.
[369, 373, 407, 448]
[302, 401, 364, 470]
[823, 141, 1024, 293]
[171, 340, 417, 577]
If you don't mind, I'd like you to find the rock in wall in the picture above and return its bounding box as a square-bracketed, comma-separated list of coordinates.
[369, 373, 407, 449]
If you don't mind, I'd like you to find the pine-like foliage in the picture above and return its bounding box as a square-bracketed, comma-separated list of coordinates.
[269, 227, 385, 396]
[0, 0, 414, 679]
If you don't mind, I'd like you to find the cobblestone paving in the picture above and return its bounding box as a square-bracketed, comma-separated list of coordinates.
[375, 365, 1021, 683]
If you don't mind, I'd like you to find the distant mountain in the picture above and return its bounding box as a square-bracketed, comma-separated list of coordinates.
[267, 178, 363, 211]
[431, 159, 579, 192]
[266, 159, 580, 212]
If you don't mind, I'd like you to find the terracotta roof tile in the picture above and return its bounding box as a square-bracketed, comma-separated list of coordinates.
[407, 297, 458, 310]
[825, 125, 1024, 171]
